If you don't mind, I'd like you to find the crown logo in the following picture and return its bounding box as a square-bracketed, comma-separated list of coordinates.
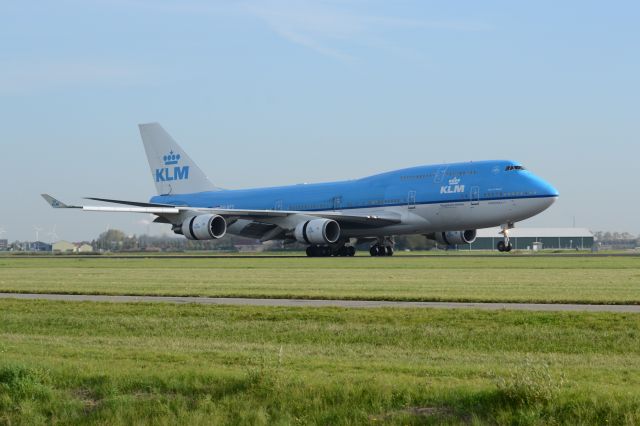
[448, 177, 460, 185]
[163, 151, 181, 165]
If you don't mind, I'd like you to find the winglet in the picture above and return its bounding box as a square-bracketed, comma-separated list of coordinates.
[41, 194, 79, 209]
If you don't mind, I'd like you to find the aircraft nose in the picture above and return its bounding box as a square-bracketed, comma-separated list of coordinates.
[523, 173, 558, 214]
[530, 174, 559, 199]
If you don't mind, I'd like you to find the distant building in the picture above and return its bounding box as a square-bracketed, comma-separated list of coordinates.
[468, 228, 595, 250]
[23, 241, 52, 252]
[76, 243, 94, 253]
[0, 239, 7, 251]
[53, 241, 76, 253]
[53, 241, 94, 253]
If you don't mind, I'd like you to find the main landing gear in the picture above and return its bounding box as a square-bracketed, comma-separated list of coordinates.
[369, 237, 394, 257]
[497, 223, 514, 252]
[370, 245, 393, 256]
[305, 245, 356, 257]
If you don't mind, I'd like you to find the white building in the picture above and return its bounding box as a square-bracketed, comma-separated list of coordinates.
[52, 241, 94, 253]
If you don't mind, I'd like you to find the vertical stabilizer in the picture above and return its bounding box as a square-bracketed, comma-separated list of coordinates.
[139, 123, 218, 195]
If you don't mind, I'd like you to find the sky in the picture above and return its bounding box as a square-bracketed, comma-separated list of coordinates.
[1, 0, 638, 242]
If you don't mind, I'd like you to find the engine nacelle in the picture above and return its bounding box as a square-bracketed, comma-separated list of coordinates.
[294, 219, 341, 245]
[428, 230, 477, 245]
[182, 214, 227, 240]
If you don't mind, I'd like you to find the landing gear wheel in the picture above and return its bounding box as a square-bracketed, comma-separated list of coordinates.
[347, 246, 356, 257]
[370, 245, 391, 256]
[306, 246, 332, 257]
[497, 241, 513, 252]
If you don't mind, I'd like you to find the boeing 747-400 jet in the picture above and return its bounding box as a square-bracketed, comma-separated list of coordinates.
[43, 123, 558, 256]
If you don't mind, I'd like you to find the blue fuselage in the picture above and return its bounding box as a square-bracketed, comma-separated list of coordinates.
[151, 160, 558, 214]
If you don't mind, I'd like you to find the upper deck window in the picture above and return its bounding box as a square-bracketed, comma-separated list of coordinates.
[505, 165, 526, 171]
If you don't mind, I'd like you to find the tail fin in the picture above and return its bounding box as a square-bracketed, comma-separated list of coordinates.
[138, 123, 219, 195]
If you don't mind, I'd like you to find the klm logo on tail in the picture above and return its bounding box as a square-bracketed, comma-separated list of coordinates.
[155, 151, 190, 182]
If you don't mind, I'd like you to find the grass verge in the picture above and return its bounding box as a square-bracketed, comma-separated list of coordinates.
[1, 256, 639, 304]
[1, 299, 639, 424]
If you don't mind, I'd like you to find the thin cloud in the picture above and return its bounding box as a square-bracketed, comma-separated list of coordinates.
[0, 60, 149, 94]
[241, 0, 492, 61]
[268, 27, 358, 62]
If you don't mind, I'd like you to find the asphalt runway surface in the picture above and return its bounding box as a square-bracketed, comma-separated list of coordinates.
[1, 292, 639, 312]
[7, 253, 639, 259]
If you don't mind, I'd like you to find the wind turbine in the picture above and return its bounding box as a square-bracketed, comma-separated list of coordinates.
[33, 225, 44, 242]
[47, 224, 59, 243]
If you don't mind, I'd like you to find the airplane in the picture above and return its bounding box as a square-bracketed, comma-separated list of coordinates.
[42, 123, 559, 256]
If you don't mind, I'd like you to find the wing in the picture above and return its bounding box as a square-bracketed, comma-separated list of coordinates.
[42, 194, 181, 214]
[42, 195, 402, 235]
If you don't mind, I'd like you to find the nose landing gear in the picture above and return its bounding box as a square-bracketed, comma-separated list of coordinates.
[497, 223, 514, 252]
[497, 241, 512, 252]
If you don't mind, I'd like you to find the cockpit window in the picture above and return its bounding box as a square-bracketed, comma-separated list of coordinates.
[505, 165, 526, 171]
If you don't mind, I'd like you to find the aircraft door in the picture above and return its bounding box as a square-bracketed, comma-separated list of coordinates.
[470, 186, 480, 206]
[407, 190, 416, 209]
[333, 196, 342, 211]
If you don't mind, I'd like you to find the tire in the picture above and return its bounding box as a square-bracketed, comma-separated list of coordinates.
[497, 241, 506, 252]
[370, 246, 378, 256]
[386, 247, 394, 256]
[306, 246, 314, 257]
[505, 244, 513, 252]
[347, 246, 356, 257]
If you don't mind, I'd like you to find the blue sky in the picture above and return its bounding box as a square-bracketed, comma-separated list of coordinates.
[1, 0, 638, 241]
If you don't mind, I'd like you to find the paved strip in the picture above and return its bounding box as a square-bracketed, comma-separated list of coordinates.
[1, 293, 639, 313]
[3, 253, 639, 259]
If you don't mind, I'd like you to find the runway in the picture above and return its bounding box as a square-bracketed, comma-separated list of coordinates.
[1, 292, 638, 312]
[6, 253, 640, 260]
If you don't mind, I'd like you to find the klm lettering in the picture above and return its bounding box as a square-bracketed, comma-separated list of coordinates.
[155, 166, 190, 182]
[440, 184, 465, 194]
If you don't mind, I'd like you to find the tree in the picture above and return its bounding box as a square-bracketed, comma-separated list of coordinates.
[95, 229, 129, 251]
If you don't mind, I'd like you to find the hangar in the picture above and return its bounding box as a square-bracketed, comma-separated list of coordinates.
[468, 228, 595, 251]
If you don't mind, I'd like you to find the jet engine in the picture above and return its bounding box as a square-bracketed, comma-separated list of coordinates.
[427, 230, 477, 245]
[181, 214, 227, 240]
[294, 219, 341, 244]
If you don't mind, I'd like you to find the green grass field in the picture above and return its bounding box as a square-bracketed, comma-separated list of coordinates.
[1, 300, 640, 424]
[1, 255, 639, 304]
[1, 255, 639, 424]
